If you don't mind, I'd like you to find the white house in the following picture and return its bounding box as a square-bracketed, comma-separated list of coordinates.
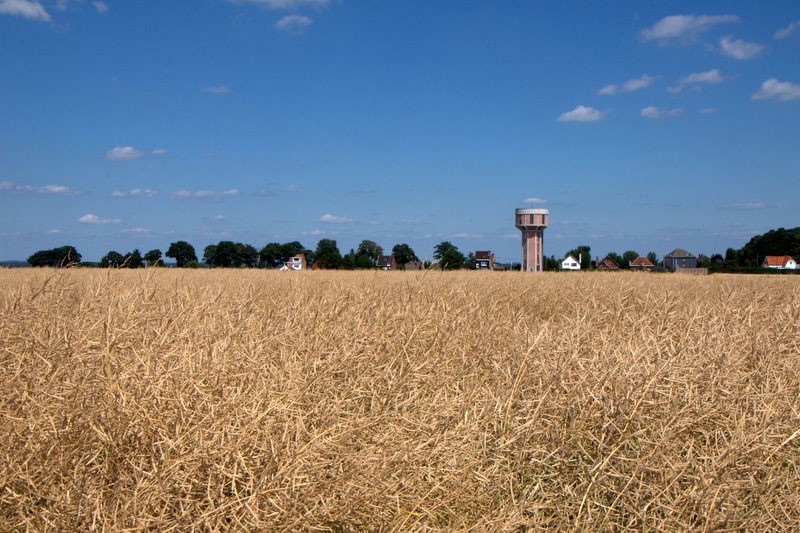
[280, 253, 306, 271]
[762, 256, 797, 270]
[561, 254, 580, 270]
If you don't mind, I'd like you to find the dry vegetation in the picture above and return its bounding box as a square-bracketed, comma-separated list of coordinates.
[1, 268, 799, 530]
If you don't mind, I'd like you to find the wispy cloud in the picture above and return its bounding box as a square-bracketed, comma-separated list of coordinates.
[598, 74, 656, 95]
[698, 107, 718, 114]
[92, 1, 108, 13]
[202, 85, 231, 95]
[106, 146, 143, 161]
[522, 197, 547, 204]
[47, 229, 62, 234]
[79, 213, 122, 224]
[719, 36, 764, 59]
[641, 14, 739, 44]
[0, 180, 74, 194]
[718, 202, 769, 210]
[319, 213, 353, 223]
[752, 78, 800, 101]
[557, 105, 608, 122]
[640, 106, 684, 119]
[228, 0, 329, 9]
[774, 20, 800, 40]
[171, 189, 240, 201]
[151, 148, 167, 155]
[110, 188, 158, 198]
[253, 183, 300, 196]
[121, 227, 150, 234]
[0, 0, 51, 22]
[668, 69, 726, 93]
[274, 14, 311, 34]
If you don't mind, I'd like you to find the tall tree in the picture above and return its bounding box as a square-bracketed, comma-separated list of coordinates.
[646, 251, 659, 266]
[27, 246, 81, 267]
[391, 243, 418, 270]
[259, 242, 284, 268]
[621, 250, 639, 269]
[144, 249, 162, 266]
[166, 241, 197, 267]
[235, 243, 259, 268]
[356, 240, 383, 265]
[314, 239, 342, 269]
[433, 241, 465, 270]
[126, 249, 144, 268]
[100, 251, 125, 268]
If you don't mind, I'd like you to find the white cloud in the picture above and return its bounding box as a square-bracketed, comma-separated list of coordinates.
[274, 14, 311, 34]
[319, 213, 353, 223]
[698, 107, 717, 114]
[0, 0, 51, 21]
[79, 214, 122, 224]
[641, 14, 739, 43]
[106, 146, 143, 160]
[110, 188, 158, 198]
[202, 85, 230, 94]
[92, 1, 108, 13]
[557, 105, 607, 122]
[719, 36, 764, 60]
[170, 189, 240, 201]
[640, 106, 684, 119]
[0, 180, 74, 194]
[47, 229, 62, 234]
[228, 0, 328, 9]
[598, 74, 656, 95]
[752, 78, 800, 101]
[522, 197, 547, 204]
[151, 149, 167, 155]
[121, 227, 149, 234]
[451, 232, 481, 239]
[775, 20, 800, 40]
[668, 69, 725, 93]
[718, 202, 768, 210]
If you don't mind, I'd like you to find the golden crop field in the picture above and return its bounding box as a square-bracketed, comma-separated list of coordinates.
[1, 268, 799, 530]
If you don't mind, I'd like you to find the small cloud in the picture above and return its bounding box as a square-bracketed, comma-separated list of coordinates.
[284, 183, 299, 192]
[451, 232, 481, 239]
[557, 105, 608, 122]
[253, 183, 300, 196]
[0, 0, 51, 21]
[92, 1, 108, 13]
[668, 69, 726, 93]
[302, 229, 328, 236]
[640, 106, 684, 119]
[151, 148, 167, 155]
[752, 78, 800, 101]
[204, 214, 227, 223]
[110, 188, 158, 198]
[640, 14, 739, 44]
[598, 74, 656, 95]
[228, 0, 329, 9]
[47, 229, 62, 234]
[319, 213, 353, 223]
[171, 189, 240, 201]
[202, 85, 231, 94]
[121, 227, 149, 234]
[775, 20, 800, 40]
[522, 197, 547, 204]
[718, 202, 769, 210]
[0, 180, 75, 195]
[698, 107, 717, 114]
[106, 146, 143, 160]
[719, 36, 764, 60]
[79, 214, 122, 224]
[274, 14, 312, 34]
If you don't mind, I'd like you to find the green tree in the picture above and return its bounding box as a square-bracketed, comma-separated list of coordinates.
[739, 227, 800, 266]
[646, 251, 659, 266]
[433, 241, 465, 270]
[259, 242, 284, 268]
[314, 239, 342, 269]
[126, 249, 144, 268]
[100, 250, 125, 268]
[144, 249, 163, 266]
[356, 240, 383, 265]
[391, 243, 418, 270]
[567, 245, 591, 270]
[621, 250, 640, 269]
[235, 243, 259, 268]
[341, 249, 357, 270]
[166, 241, 197, 267]
[27, 246, 82, 267]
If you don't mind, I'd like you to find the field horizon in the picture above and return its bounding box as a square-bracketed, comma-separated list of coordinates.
[1, 269, 799, 529]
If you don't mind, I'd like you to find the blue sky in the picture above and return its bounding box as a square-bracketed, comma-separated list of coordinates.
[1, 0, 799, 263]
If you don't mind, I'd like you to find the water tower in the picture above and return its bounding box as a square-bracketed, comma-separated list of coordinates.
[515, 207, 549, 272]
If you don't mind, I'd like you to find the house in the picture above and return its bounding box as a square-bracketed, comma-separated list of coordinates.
[596, 256, 620, 270]
[629, 256, 655, 270]
[377, 255, 397, 270]
[404, 260, 421, 271]
[561, 254, 580, 270]
[280, 253, 306, 271]
[474, 251, 495, 270]
[663, 249, 697, 272]
[762, 256, 797, 270]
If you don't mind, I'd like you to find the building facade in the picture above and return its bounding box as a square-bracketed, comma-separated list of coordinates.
[515, 207, 549, 272]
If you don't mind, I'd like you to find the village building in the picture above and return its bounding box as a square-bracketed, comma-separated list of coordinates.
[561, 254, 580, 270]
[280, 253, 306, 271]
[663, 249, 697, 271]
[596, 256, 620, 270]
[474, 251, 495, 270]
[376, 255, 397, 270]
[629, 256, 655, 271]
[762, 256, 797, 270]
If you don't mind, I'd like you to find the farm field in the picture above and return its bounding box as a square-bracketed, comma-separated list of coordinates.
[1, 269, 799, 530]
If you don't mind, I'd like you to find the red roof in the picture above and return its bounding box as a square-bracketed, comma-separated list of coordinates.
[475, 251, 492, 260]
[630, 256, 655, 267]
[597, 256, 620, 270]
[762, 256, 795, 267]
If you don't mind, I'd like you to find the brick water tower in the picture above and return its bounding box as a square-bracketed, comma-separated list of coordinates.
[515, 207, 549, 272]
